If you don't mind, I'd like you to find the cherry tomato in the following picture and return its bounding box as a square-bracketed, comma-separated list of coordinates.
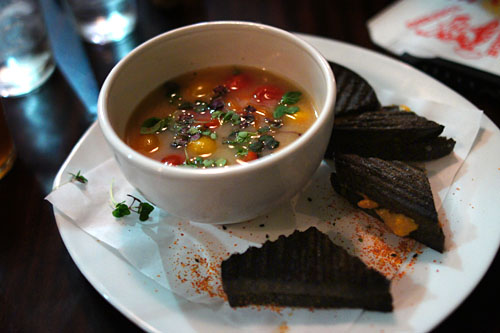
[224, 74, 250, 91]
[253, 85, 284, 103]
[239, 151, 259, 163]
[134, 134, 160, 153]
[187, 136, 217, 156]
[161, 154, 185, 166]
[193, 111, 220, 128]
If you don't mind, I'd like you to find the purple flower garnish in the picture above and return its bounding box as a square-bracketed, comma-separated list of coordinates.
[244, 105, 256, 113]
[239, 114, 255, 129]
[209, 97, 224, 110]
[178, 113, 194, 125]
[189, 133, 201, 141]
[213, 85, 229, 97]
[265, 118, 283, 128]
[171, 136, 188, 147]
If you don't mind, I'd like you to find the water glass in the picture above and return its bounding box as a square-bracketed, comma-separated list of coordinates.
[0, 101, 15, 179]
[0, 0, 55, 97]
[66, 0, 137, 45]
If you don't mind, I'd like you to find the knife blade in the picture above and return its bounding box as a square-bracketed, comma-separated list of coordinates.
[39, 0, 99, 117]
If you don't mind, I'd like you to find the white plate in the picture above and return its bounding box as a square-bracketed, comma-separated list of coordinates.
[53, 34, 500, 332]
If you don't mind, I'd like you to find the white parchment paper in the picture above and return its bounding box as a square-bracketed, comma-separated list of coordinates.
[46, 93, 482, 329]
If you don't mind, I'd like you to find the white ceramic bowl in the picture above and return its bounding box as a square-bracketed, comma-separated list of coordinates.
[98, 21, 335, 223]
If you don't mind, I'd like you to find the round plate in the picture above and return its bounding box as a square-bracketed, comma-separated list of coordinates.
[53, 34, 500, 332]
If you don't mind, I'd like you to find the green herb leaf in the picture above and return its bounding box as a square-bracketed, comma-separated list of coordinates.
[258, 126, 270, 134]
[112, 203, 131, 218]
[273, 105, 300, 119]
[273, 105, 287, 119]
[203, 159, 214, 167]
[211, 110, 223, 119]
[69, 170, 88, 184]
[236, 131, 251, 143]
[210, 132, 217, 140]
[215, 158, 227, 167]
[188, 126, 200, 135]
[273, 91, 302, 119]
[231, 112, 241, 124]
[140, 117, 169, 134]
[236, 147, 249, 156]
[138, 202, 154, 221]
[260, 135, 280, 149]
[280, 91, 302, 105]
[249, 141, 264, 152]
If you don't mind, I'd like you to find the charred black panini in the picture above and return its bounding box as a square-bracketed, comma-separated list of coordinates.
[329, 61, 381, 116]
[331, 154, 445, 252]
[221, 226, 393, 311]
[327, 106, 456, 161]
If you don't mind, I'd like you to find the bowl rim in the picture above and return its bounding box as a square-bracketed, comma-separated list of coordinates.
[97, 20, 335, 179]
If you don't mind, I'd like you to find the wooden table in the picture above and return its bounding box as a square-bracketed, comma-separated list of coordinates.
[1, 1, 498, 331]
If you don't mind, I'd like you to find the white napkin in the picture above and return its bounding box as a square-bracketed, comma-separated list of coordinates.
[368, 0, 500, 76]
[46, 93, 482, 324]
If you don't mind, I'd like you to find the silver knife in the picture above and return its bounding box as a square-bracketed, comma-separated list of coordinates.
[39, 0, 99, 117]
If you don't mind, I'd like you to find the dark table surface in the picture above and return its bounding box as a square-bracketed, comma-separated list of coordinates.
[1, 1, 499, 332]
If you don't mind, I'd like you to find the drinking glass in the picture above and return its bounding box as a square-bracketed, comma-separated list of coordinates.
[0, 0, 55, 97]
[66, 0, 137, 45]
[0, 101, 15, 179]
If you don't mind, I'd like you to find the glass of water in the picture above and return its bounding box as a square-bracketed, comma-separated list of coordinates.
[0, 0, 55, 97]
[66, 0, 137, 45]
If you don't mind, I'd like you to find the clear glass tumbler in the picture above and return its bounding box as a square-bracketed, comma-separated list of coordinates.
[66, 0, 137, 45]
[0, 0, 55, 97]
[0, 101, 15, 179]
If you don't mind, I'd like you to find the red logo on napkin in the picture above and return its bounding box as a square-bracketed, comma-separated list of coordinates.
[406, 6, 500, 58]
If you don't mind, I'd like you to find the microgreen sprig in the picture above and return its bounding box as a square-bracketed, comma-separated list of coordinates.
[109, 182, 155, 221]
[211, 110, 241, 125]
[273, 91, 302, 119]
[140, 117, 171, 134]
[69, 170, 88, 184]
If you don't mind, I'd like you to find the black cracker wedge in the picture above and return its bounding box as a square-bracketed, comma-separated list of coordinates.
[329, 61, 381, 116]
[331, 154, 445, 253]
[327, 108, 456, 161]
[221, 226, 393, 312]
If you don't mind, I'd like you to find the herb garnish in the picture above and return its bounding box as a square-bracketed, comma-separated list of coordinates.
[112, 203, 131, 218]
[69, 170, 88, 184]
[186, 126, 217, 140]
[273, 91, 302, 119]
[248, 134, 279, 152]
[223, 130, 279, 156]
[184, 155, 227, 168]
[140, 117, 170, 134]
[211, 110, 241, 125]
[280, 91, 302, 105]
[110, 184, 155, 221]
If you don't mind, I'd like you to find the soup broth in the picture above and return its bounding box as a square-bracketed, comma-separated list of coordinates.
[125, 66, 317, 167]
